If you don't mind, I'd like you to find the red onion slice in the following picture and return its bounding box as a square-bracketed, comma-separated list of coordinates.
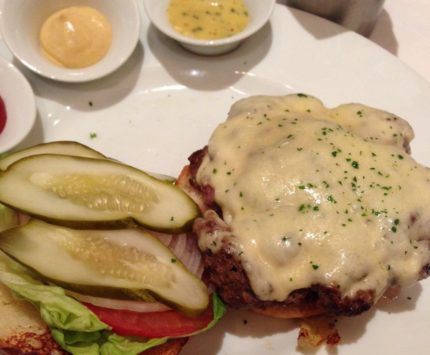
[151, 230, 172, 246]
[66, 291, 171, 313]
[153, 231, 203, 278]
[17, 212, 31, 225]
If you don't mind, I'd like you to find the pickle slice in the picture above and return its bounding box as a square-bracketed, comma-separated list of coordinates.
[0, 141, 105, 170]
[0, 155, 198, 232]
[0, 140, 175, 183]
[0, 203, 18, 232]
[0, 220, 209, 315]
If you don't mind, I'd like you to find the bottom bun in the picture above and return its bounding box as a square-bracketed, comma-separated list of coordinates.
[0, 283, 63, 354]
[251, 304, 323, 319]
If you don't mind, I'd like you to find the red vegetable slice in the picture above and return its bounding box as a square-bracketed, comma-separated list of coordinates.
[0, 96, 7, 134]
[84, 301, 213, 338]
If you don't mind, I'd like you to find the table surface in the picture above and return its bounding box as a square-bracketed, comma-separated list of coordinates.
[370, 0, 430, 84]
[279, 0, 430, 84]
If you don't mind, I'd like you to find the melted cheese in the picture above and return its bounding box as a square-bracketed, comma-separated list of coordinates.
[196, 94, 430, 302]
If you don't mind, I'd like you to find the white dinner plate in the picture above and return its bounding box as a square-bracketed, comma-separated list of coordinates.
[1, 3, 430, 355]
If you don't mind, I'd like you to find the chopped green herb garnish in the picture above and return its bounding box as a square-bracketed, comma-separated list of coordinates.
[327, 195, 337, 203]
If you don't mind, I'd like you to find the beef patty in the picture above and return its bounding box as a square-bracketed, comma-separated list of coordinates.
[179, 148, 376, 318]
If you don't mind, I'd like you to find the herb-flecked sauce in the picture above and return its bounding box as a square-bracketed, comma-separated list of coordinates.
[167, 0, 249, 40]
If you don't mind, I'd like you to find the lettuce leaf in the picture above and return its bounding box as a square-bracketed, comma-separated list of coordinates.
[51, 330, 167, 355]
[0, 252, 226, 354]
[190, 293, 226, 336]
[0, 252, 167, 355]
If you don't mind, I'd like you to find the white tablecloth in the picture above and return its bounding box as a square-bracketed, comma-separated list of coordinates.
[370, 0, 430, 84]
[279, 0, 430, 84]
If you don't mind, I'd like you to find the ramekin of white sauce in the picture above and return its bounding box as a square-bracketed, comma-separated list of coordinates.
[0, 0, 140, 82]
[40, 6, 113, 69]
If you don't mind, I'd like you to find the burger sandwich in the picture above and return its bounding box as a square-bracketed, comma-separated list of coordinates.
[178, 93, 430, 345]
[0, 141, 225, 355]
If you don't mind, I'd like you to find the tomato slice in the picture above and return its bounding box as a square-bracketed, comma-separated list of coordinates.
[83, 302, 213, 338]
[0, 96, 7, 134]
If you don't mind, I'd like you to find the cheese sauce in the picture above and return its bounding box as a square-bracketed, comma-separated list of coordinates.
[40, 6, 112, 69]
[167, 0, 249, 40]
[197, 94, 430, 302]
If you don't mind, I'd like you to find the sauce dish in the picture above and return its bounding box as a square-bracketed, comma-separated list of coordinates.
[0, 0, 140, 83]
[143, 0, 276, 56]
[0, 57, 36, 153]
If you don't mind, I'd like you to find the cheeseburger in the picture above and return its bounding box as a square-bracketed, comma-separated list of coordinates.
[178, 94, 430, 335]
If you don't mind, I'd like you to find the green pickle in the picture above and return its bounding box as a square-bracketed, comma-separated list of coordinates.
[0, 154, 199, 232]
[0, 141, 106, 170]
[0, 220, 209, 315]
[0, 203, 19, 232]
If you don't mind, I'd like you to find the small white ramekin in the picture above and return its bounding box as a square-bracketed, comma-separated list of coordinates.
[0, 0, 141, 83]
[143, 0, 276, 56]
[0, 57, 36, 153]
